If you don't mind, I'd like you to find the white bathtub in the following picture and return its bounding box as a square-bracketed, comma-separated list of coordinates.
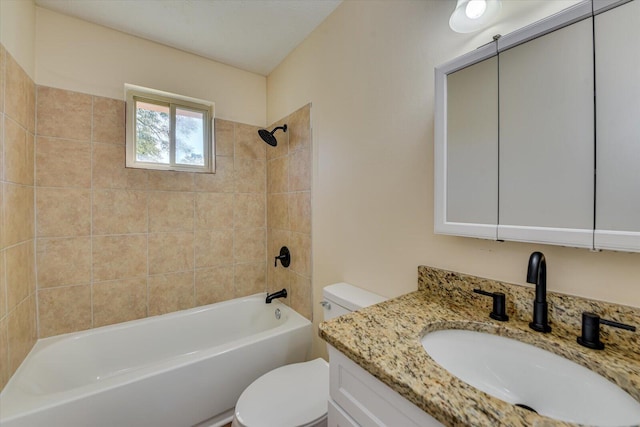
[0, 294, 311, 427]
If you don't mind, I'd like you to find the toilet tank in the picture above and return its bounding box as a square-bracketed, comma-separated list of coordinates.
[322, 283, 387, 321]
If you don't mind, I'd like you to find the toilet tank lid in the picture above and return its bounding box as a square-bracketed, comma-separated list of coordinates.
[323, 282, 387, 312]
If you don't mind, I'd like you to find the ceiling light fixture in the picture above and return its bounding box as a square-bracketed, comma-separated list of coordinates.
[449, 0, 501, 33]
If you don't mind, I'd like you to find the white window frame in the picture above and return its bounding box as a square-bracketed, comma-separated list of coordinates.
[125, 84, 215, 173]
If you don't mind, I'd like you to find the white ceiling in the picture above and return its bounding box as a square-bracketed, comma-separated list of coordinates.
[35, 0, 343, 76]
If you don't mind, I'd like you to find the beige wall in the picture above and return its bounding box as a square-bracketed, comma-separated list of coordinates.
[34, 86, 268, 337]
[35, 7, 266, 126]
[0, 45, 38, 390]
[0, 0, 36, 79]
[266, 0, 640, 359]
[266, 104, 313, 320]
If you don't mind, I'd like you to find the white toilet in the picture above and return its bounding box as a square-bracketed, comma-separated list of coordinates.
[231, 283, 387, 427]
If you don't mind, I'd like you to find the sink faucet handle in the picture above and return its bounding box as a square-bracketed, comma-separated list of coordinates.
[577, 312, 636, 350]
[473, 289, 509, 322]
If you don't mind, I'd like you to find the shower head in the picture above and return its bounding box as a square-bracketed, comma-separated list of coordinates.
[258, 124, 287, 147]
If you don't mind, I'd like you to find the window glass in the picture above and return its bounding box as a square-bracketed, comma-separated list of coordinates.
[135, 100, 170, 164]
[176, 108, 205, 166]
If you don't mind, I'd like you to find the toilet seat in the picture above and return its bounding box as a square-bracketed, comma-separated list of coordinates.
[233, 358, 329, 427]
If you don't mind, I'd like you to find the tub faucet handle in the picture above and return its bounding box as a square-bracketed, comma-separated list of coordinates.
[274, 246, 291, 268]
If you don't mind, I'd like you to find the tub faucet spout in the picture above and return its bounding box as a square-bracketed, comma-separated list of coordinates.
[266, 289, 287, 304]
[527, 251, 551, 333]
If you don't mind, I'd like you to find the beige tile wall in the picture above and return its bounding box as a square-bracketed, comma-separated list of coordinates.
[266, 104, 313, 320]
[34, 85, 268, 338]
[0, 70, 313, 391]
[0, 45, 38, 390]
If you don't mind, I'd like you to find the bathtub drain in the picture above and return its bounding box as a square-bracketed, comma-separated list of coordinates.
[275, 308, 281, 320]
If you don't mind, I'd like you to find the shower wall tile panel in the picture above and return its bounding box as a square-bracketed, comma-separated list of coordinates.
[37, 284, 91, 337]
[92, 142, 148, 189]
[148, 271, 195, 316]
[36, 87, 91, 140]
[92, 97, 125, 144]
[235, 123, 266, 159]
[267, 156, 288, 194]
[266, 104, 313, 320]
[235, 262, 267, 297]
[235, 193, 266, 228]
[92, 234, 148, 281]
[36, 136, 91, 188]
[7, 296, 36, 377]
[0, 251, 6, 319]
[4, 117, 34, 185]
[214, 119, 235, 157]
[196, 192, 234, 229]
[93, 277, 147, 327]
[195, 265, 235, 306]
[36, 237, 92, 288]
[0, 45, 37, 391]
[92, 189, 148, 235]
[36, 187, 91, 237]
[33, 85, 267, 339]
[1, 75, 310, 391]
[5, 242, 35, 311]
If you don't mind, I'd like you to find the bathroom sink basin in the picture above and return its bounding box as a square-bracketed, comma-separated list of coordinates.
[421, 329, 640, 426]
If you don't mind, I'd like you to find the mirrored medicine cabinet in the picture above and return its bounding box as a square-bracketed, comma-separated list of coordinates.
[434, 0, 640, 253]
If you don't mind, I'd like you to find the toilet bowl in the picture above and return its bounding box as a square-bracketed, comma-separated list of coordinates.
[231, 283, 386, 427]
[232, 359, 329, 427]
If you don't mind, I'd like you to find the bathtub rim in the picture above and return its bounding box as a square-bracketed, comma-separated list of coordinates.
[0, 293, 312, 421]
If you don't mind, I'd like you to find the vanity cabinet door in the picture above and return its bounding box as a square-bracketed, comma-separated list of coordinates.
[328, 346, 444, 427]
[594, 0, 640, 252]
[498, 17, 595, 248]
[434, 45, 498, 239]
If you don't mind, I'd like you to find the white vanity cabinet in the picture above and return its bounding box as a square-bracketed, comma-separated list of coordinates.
[497, 8, 595, 248]
[327, 346, 443, 427]
[593, 0, 640, 252]
[434, 0, 640, 252]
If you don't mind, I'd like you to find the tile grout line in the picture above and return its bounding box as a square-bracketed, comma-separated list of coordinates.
[285, 123, 291, 300]
[264, 125, 269, 294]
[232, 122, 237, 298]
[1, 66, 7, 373]
[146, 172, 150, 317]
[90, 96, 95, 330]
[33, 85, 40, 340]
[192, 173, 196, 307]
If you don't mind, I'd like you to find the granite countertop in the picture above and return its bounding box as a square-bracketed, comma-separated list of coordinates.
[318, 266, 640, 427]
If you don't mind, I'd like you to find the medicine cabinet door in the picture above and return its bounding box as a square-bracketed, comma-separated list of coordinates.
[498, 17, 595, 248]
[434, 49, 498, 239]
[594, 0, 640, 252]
